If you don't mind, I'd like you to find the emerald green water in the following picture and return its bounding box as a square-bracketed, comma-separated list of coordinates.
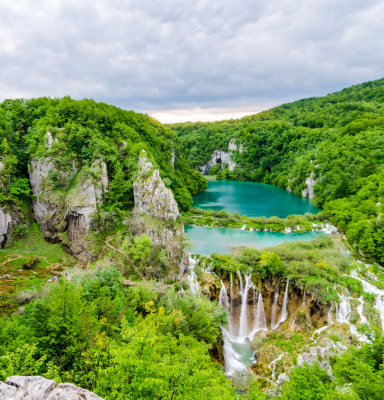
[188, 181, 324, 255]
[185, 225, 323, 255]
[193, 181, 320, 217]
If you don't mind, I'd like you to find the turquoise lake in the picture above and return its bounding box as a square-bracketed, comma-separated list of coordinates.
[185, 225, 322, 255]
[188, 180, 324, 255]
[192, 180, 320, 217]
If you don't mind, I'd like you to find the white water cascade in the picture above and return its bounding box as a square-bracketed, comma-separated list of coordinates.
[186, 269, 200, 296]
[271, 279, 281, 330]
[278, 278, 290, 325]
[336, 288, 370, 343]
[285, 227, 292, 233]
[249, 289, 268, 341]
[239, 273, 253, 340]
[350, 269, 384, 330]
[219, 279, 250, 376]
[241, 224, 246, 230]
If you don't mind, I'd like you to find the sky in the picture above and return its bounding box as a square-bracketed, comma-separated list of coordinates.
[1, 0, 384, 123]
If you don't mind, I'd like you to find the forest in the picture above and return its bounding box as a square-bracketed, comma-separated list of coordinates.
[169, 78, 384, 264]
[0, 83, 384, 399]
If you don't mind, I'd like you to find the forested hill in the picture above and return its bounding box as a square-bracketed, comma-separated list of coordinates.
[168, 78, 384, 263]
[0, 97, 206, 211]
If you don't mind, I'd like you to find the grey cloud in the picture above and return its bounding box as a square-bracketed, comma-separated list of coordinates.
[0, 0, 383, 113]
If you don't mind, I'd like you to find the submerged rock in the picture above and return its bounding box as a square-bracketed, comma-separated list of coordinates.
[1, 376, 103, 400]
[134, 150, 179, 221]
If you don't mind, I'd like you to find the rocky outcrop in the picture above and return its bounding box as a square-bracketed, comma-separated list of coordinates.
[200, 139, 245, 174]
[28, 131, 109, 261]
[134, 150, 179, 221]
[302, 172, 317, 199]
[0, 207, 12, 247]
[0, 376, 103, 399]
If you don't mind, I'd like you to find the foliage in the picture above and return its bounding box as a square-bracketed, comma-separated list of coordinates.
[170, 78, 384, 263]
[0, 97, 206, 210]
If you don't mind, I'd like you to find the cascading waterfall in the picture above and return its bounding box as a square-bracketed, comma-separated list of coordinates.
[186, 269, 200, 296]
[278, 278, 290, 325]
[249, 289, 268, 341]
[271, 278, 281, 330]
[336, 287, 369, 343]
[350, 269, 384, 330]
[230, 272, 234, 335]
[219, 280, 230, 311]
[238, 273, 253, 340]
[357, 296, 368, 325]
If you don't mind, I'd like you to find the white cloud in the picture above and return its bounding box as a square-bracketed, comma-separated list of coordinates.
[0, 0, 383, 117]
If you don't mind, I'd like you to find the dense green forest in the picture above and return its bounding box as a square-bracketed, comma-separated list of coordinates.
[0, 96, 206, 212]
[169, 78, 384, 264]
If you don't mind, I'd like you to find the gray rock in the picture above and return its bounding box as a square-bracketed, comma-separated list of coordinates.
[301, 172, 317, 199]
[276, 372, 289, 385]
[2, 376, 104, 400]
[134, 150, 179, 221]
[28, 137, 109, 261]
[0, 207, 12, 247]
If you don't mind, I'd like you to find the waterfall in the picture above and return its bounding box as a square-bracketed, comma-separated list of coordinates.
[222, 328, 248, 376]
[268, 353, 285, 379]
[336, 288, 370, 343]
[186, 269, 200, 296]
[241, 224, 246, 230]
[350, 269, 384, 330]
[230, 273, 234, 335]
[336, 291, 351, 324]
[285, 227, 292, 233]
[357, 296, 368, 325]
[271, 278, 281, 330]
[301, 285, 306, 307]
[328, 301, 334, 324]
[249, 289, 267, 341]
[278, 278, 290, 325]
[219, 280, 230, 311]
[238, 273, 252, 340]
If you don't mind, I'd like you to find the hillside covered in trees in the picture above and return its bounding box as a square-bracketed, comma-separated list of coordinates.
[0, 96, 206, 214]
[168, 78, 384, 264]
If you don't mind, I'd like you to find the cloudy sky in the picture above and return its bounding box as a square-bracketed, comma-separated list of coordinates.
[1, 0, 384, 123]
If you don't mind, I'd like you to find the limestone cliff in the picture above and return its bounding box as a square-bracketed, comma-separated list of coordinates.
[0, 207, 12, 248]
[28, 131, 109, 261]
[200, 139, 245, 174]
[0, 376, 103, 399]
[133, 150, 179, 221]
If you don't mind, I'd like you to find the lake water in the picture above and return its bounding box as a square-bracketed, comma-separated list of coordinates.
[188, 180, 324, 255]
[185, 225, 322, 255]
[192, 180, 320, 217]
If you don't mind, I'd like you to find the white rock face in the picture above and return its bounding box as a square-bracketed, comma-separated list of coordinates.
[134, 150, 179, 221]
[302, 172, 317, 199]
[1, 376, 103, 400]
[0, 207, 12, 246]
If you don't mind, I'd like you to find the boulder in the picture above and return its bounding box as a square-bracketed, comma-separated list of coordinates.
[22, 256, 40, 270]
[2, 376, 104, 400]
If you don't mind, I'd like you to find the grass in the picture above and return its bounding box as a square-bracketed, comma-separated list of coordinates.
[0, 223, 75, 315]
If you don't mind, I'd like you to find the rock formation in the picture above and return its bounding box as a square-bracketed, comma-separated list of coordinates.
[28, 131, 109, 261]
[302, 172, 317, 199]
[0, 207, 12, 247]
[134, 150, 179, 221]
[0, 376, 103, 399]
[200, 139, 245, 174]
